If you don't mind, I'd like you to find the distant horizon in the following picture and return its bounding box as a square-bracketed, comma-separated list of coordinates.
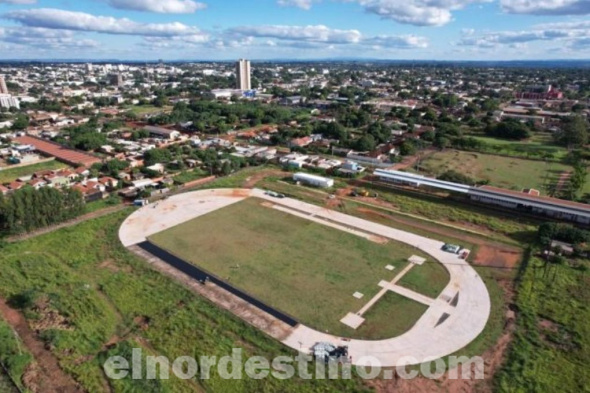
[0, 58, 589, 65]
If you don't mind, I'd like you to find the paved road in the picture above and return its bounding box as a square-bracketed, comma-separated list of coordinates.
[119, 188, 491, 367]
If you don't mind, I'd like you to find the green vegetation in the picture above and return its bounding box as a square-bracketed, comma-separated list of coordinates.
[0, 187, 84, 234]
[172, 169, 208, 185]
[0, 160, 67, 184]
[0, 319, 32, 391]
[469, 135, 569, 161]
[398, 260, 450, 299]
[485, 119, 531, 140]
[149, 197, 439, 339]
[357, 293, 428, 339]
[0, 210, 367, 392]
[495, 255, 590, 392]
[415, 150, 571, 194]
[125, 104, 173, 116]
[83, 194, 122, 214]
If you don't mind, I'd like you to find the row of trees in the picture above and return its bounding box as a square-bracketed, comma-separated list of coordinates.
[0, 187, 85, 234]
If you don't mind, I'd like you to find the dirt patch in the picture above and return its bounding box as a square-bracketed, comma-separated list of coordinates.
[368, 235, 389, 244]
[473, 246, 522, 269]
[231, 189, 252, 198]
[99, 259, 132, 273]
[243, 169, 287, 189]
[0, 297, 83, 393]
[134, 316, 151, 331]
[538, 318, 559, 333]
[29, 299, 73, 332]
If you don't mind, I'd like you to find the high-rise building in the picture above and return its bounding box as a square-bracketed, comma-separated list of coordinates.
[109, 73, 124, 87]
[235, 59, 251, 90]
[86, 63, 93, 73]
[0, 76, 8, 95]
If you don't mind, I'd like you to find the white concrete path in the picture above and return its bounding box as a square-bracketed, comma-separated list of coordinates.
[119, 188, 491, 367]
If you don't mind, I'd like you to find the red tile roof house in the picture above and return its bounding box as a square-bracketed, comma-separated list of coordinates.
[29, 178, 47, 190]
[289, 136, 313, 148]
[74, 167, 90, 178]
[85, 180, 106, 193]
[8, 181, 25, 191]
[98, 177, 119, 190]
[0, 185, 9, 195]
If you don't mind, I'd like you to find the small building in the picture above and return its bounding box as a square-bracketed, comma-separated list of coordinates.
[293, 172, 334, 188]
[144, 126, 181, 141]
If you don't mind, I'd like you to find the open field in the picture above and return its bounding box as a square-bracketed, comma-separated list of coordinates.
[495, 255, 590, 392]
[149, 197, 439, 339]
[0, 210, 367, 392]
[414, 150, 571, 193]
[0, 160, 67, 184]
[125, 104, 174, 116]
[468, 134, 570, 161]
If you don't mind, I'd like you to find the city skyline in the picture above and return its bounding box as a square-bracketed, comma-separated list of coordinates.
[0, 0, 588, 61]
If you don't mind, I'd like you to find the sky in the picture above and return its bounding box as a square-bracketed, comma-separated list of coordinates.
[0, 0, 589, 61]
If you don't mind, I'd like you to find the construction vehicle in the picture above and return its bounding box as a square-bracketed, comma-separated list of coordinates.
[350, 188, 377, 198]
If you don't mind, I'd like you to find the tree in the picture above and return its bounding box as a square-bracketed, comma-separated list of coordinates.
[568, 161, 587, 199]
[11, 114, 29, 130]
[485, 119, 530, 140]
[143, 148, 172, 166]
[355, 135, 376, 152]
[433, 136, 450, 150]
[400, 141, 416, 156]
[559, 116, 588, 150]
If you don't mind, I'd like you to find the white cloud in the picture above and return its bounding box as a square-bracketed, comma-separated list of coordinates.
[226, 24, 428, 50]
[352, 0, 490, 26]
[0, 26, 100, 50]
[365, 34, 429, 48]
[4, 8, 204, 37]
[277, 0, 316, 10]
[228, 24, 363, 44]
[456, 22, 590, 50]
[0, 0, 37, 4]
[500, 0, 590, 15]
[107, 0, 207, 14]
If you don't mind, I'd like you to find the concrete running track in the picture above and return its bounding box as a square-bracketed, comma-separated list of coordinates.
[119, 188, 491, 367]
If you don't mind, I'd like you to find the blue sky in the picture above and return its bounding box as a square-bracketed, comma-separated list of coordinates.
[0, 0, 589, 60]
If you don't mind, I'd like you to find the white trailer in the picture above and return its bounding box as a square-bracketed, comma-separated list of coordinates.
[293, 172, 334, 188]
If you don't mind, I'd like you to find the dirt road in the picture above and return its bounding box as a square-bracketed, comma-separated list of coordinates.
[0, 298, 83, 393]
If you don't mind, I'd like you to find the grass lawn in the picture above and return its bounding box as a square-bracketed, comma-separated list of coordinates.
[0, 160, 67, 184]
[149, 197, 439, 339]
[398, 260, 450, 299]
[0, 210, 367, 392]
[355, 292, 428, 340]
[415, 149, 571, 193]
[125, 105, 173, 116]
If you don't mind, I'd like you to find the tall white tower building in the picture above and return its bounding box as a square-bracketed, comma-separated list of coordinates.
[0, 76, 8, 95]
[236, 59, 251, 91]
